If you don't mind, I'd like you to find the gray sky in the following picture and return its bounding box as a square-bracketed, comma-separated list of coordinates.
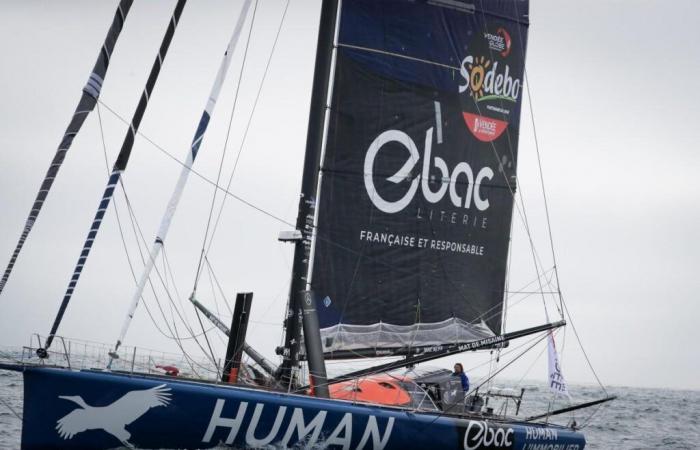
[0, 0, 698, 391]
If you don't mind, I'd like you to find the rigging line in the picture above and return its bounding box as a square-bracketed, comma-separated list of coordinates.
[119, 191, 207, 370]
[200, 0, 291, 264]
[118, 186, 220, 372]
[0, 0, 135, 298]
[100, 98, 556, 323]
[502, 202, 516, 334]
[346, 334, 542, 417]
[193, 0, 260, 293]
[419, 266, 558, 335]
[515, 335, 548, 388]
[40, 0, 188, 355]
[119, 181, 188, 341]
[337, 43, 458, 72]
[194, 306, 222, 379]
[162, 241, 223, 350]
[111, 0, 260, 363]
[118, 177, 197, 337]
[524, 74, 562, 312]
[204, 257, 233, 315]
[579, 402, 607, 430]
[200, 270, 233, 355]
[508, 1, 602, 394]
[421, 331, 550, 428]
[560, 321, 568, 368]
[97, 100, 295, 228]
[300, 329, 547, 397]
[97, 104, 181, 341]
[0, 396, 22, 422]
[561, 297, 608, 395]
[258, 271, 293, 321]
[513, 2, 565, 317]
[431, 335, 542, 409]
[118, 193, 205, 375]
[506, 266, 555, 300]
[199, 262, 229, 349]
[204, 259, 223, 318]
[161, 245, 187, 310]
[472, 0, 553, 321]
[507, 290, 559, 295]
[101, 98, 516, 330]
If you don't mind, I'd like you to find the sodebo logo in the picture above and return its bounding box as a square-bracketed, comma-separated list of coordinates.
[458, 55, 521, 103]
[364, 127, 494, 214]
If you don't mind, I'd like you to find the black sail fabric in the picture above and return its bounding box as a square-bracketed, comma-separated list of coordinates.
[312, 0, 529, 355]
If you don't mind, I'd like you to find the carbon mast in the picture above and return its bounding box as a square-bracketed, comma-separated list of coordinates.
[38, 0, 188, 357]
[276, 0, 340, 389]
[0, 0, 134, 297]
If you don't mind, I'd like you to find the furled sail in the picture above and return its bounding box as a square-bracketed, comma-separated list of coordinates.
[0, 0, 134, 297]
[311, 0, 529, 355]
[39, 0, 188, 356]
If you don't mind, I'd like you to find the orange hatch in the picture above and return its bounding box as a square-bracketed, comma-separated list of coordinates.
[329, 375, 412, 406]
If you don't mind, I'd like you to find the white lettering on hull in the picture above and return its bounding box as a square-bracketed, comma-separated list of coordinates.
[202, 399, 395, 449]
[246, 403, 287, 447]
[201, 399, 247, 444]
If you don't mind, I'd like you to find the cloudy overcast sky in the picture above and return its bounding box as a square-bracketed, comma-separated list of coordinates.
[0, 0, 698, 391]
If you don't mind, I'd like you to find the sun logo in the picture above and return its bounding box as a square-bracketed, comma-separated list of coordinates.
[467, 56, 491, 100]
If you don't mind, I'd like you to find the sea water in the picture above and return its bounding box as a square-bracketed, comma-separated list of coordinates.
[1, 368, 699, 449]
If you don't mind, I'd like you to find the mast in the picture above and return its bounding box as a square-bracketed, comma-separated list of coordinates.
[0, 0, 134, 297]
[108, 0, 254, 359]
[37, 0, 188, 357]
[277, 0, 340, 388]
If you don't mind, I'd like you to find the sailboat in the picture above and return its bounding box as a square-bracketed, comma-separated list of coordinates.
[0, 0, 615, 448]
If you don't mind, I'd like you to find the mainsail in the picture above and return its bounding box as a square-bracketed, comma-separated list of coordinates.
[309, 0, 530, 355]
[0, 0, 134, 297]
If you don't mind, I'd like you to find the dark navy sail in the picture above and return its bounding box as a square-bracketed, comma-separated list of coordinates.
[311, 0, 529, 355]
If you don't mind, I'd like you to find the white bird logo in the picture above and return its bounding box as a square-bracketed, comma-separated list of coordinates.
[55, 384, 171, 448]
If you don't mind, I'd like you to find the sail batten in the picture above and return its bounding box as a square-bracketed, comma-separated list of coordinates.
[0, 0, 134, 298]
[40, 0, 188, 355]
[310, 0, 529, 356]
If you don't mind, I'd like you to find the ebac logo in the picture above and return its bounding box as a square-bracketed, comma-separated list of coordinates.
[463, 421, 514, 450]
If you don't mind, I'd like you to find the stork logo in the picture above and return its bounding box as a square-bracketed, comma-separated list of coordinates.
[56, 384, 171, 448]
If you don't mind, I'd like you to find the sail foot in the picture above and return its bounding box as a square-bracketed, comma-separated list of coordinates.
[320, 317, 495, 354]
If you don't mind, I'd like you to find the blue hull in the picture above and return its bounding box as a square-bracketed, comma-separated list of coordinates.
[20, 367, 585, 449]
